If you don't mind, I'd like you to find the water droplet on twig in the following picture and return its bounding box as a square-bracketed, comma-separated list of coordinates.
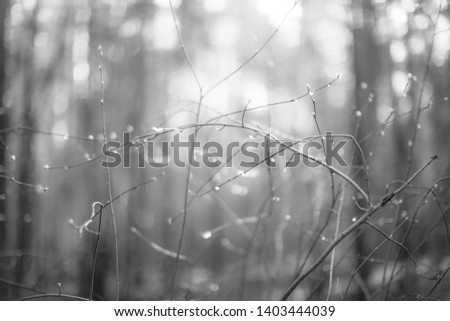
[201, 231, 212, 239]
[272, 196, 281, 202]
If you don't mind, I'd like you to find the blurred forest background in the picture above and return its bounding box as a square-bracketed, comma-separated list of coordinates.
[1, 0, 450, 301]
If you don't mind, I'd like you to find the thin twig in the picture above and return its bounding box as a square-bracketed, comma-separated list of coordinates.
[326, 184, 345, 300]
[168, 0, 201, 91]
[19, 293, 88, 301]
[241, 100, 251, 127]
[98, 45, 120, 300]
[0, 174, 48, 191]
[131, 226, 193, 263]
[89, 202, 103, 301]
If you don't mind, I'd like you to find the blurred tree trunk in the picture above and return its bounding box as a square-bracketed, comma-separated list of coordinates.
[351, 0, 379, 300]
[11, 3, 38, 285]
[0, 0, 9, 300]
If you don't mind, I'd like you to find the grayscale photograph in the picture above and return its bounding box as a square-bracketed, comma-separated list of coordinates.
[0, 0, 449, 306]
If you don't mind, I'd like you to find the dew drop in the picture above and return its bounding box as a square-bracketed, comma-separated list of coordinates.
[416, 124, 422, 130]
[360, 82, 368, 89]
[63, 135, 69, 140]
[249, 135, 255, 141]
[126, 125, 134, 132]
[355, 110, 362, 117]
[110, 132, 117, 140]
[321, 236, 327, 241]
[444, 97, 448, 101]
[272, 196, 281, 202]
[408, 140, 413, 147]
[63, 166, 69, 171]
[381, 130, 385, 136]
[312, 112, 316, 117]
[352, 217, 357, 222]
[10, 155, 15, 161]
[214, 186, 221, 191]
[88, 135, 94, 140]
[369, 151, 373, 157]
[201, 231, 212, 239]
[285, 214, 291, 220]
[43, 164, 50, 169]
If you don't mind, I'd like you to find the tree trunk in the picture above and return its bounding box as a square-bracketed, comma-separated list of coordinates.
[0, 0, 10, 300]
[351, 0, 379, 300]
